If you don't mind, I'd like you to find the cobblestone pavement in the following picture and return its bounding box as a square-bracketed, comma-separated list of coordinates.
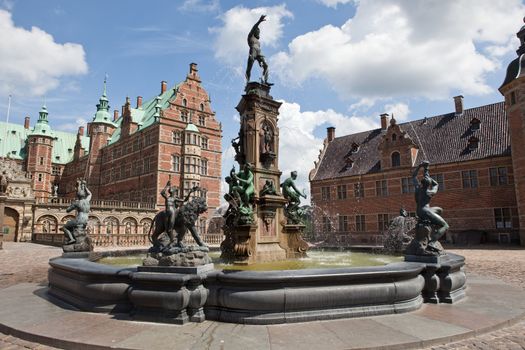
[0, 242, 524, 349]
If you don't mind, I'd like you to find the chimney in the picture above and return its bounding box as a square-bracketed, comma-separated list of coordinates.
[454, 95, 464, 116]
[136, 96, 143, 108]
[78, 126, 84, 136]
[161, 81, 167, 94]
[327, 127, 335, 143]
[24, 116, 30, 129]
[113, 109, 119, 121]
[380, 113, 389, 130]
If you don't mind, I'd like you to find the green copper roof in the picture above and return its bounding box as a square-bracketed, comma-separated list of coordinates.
[0, 121, 89, 164]
[185, 123, 199, 133]
[0, 122, 29, 160]
[108, 83, 179, 145]
[29, 105, 55, 137]
[92, 79, 117, 127]
[52, 129, 90, 164]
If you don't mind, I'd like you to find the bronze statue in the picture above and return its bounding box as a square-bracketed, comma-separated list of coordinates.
[413, 161, 449, 250]
[281, 171, 307, 224]
[404, 161, 449, 257]
[160, 180, 185, 244]
[260, 179, 277, 196]
[62, 179, 91, 245]
[223, 164, 255, 225]
[232, 163, 255, 210]
[260, 123, 273, 153]
[246, 15, 269, 84]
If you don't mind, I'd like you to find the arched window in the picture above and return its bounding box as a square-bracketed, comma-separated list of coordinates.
[391, 152, 401, 167]
[182, 99, 187, 107]
[200, 103, 204, 111]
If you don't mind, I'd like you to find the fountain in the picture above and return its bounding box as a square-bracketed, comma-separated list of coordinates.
[47, 14, 466, 325]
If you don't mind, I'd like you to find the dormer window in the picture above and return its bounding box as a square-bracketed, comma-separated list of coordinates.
[468, 136, 479, 150]
[10, 130, 16, 134]
[392, 134, 397, 141]
[350, 142, 359, 154]
[345, 157, 354, 169]
[470, 118, 480, 131]
[68, 148, 72, 153]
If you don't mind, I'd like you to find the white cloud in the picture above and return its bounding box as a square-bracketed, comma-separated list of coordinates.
[210, 4, 293, 73]
[384, 102, 409, 121]
[179, 0, 220, 13]
[272, 0, 525, 101]
[0, 10, 88, 97]
[277, 101, 377, 202]
[55, 117, 88, 133]
[317, 0, 353, 8]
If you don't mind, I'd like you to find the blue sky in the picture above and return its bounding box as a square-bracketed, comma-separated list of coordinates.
[1, 0, 524, 198]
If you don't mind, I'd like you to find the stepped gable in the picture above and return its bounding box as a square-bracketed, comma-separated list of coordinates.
[313, 101, 508, 181]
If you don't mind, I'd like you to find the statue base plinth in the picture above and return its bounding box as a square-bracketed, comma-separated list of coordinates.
[62, 227, 93, 253]
[220, 224, 257, 264]
[404, 224, 444, 257]
[144, 247, 212, 267]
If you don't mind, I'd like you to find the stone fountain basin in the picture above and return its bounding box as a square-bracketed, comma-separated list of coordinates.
[48, 254, 465, 325]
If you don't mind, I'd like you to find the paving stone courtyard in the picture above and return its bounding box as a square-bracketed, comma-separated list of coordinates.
[0, 242, 524, 350]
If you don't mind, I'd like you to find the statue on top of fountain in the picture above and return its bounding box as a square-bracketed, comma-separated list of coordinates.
[405, 161, 449, 257]
[245, 14, 270, 85]
[281, 171, 307, 224]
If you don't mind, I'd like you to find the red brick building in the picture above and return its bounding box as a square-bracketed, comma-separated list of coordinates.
[309, 23, 525, 246]
[1, 63, 222, 233]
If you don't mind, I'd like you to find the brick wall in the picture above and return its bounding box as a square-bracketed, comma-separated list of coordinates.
[311, 156, 518, 244]
[26, 136, 54, 198]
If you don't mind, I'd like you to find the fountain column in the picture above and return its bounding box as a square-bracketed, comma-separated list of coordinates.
[223, 82, 308, 264]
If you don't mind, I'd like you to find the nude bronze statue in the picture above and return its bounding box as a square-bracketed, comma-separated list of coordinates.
[246, 15, 270, 84]
[412, 161, 449, 251]
[62, 179, 91, 245]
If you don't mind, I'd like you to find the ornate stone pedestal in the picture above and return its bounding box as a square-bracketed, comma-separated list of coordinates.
[281, 224, 309, 259]
[129, 269, 209, 324]
[405, 253, 466, 304]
